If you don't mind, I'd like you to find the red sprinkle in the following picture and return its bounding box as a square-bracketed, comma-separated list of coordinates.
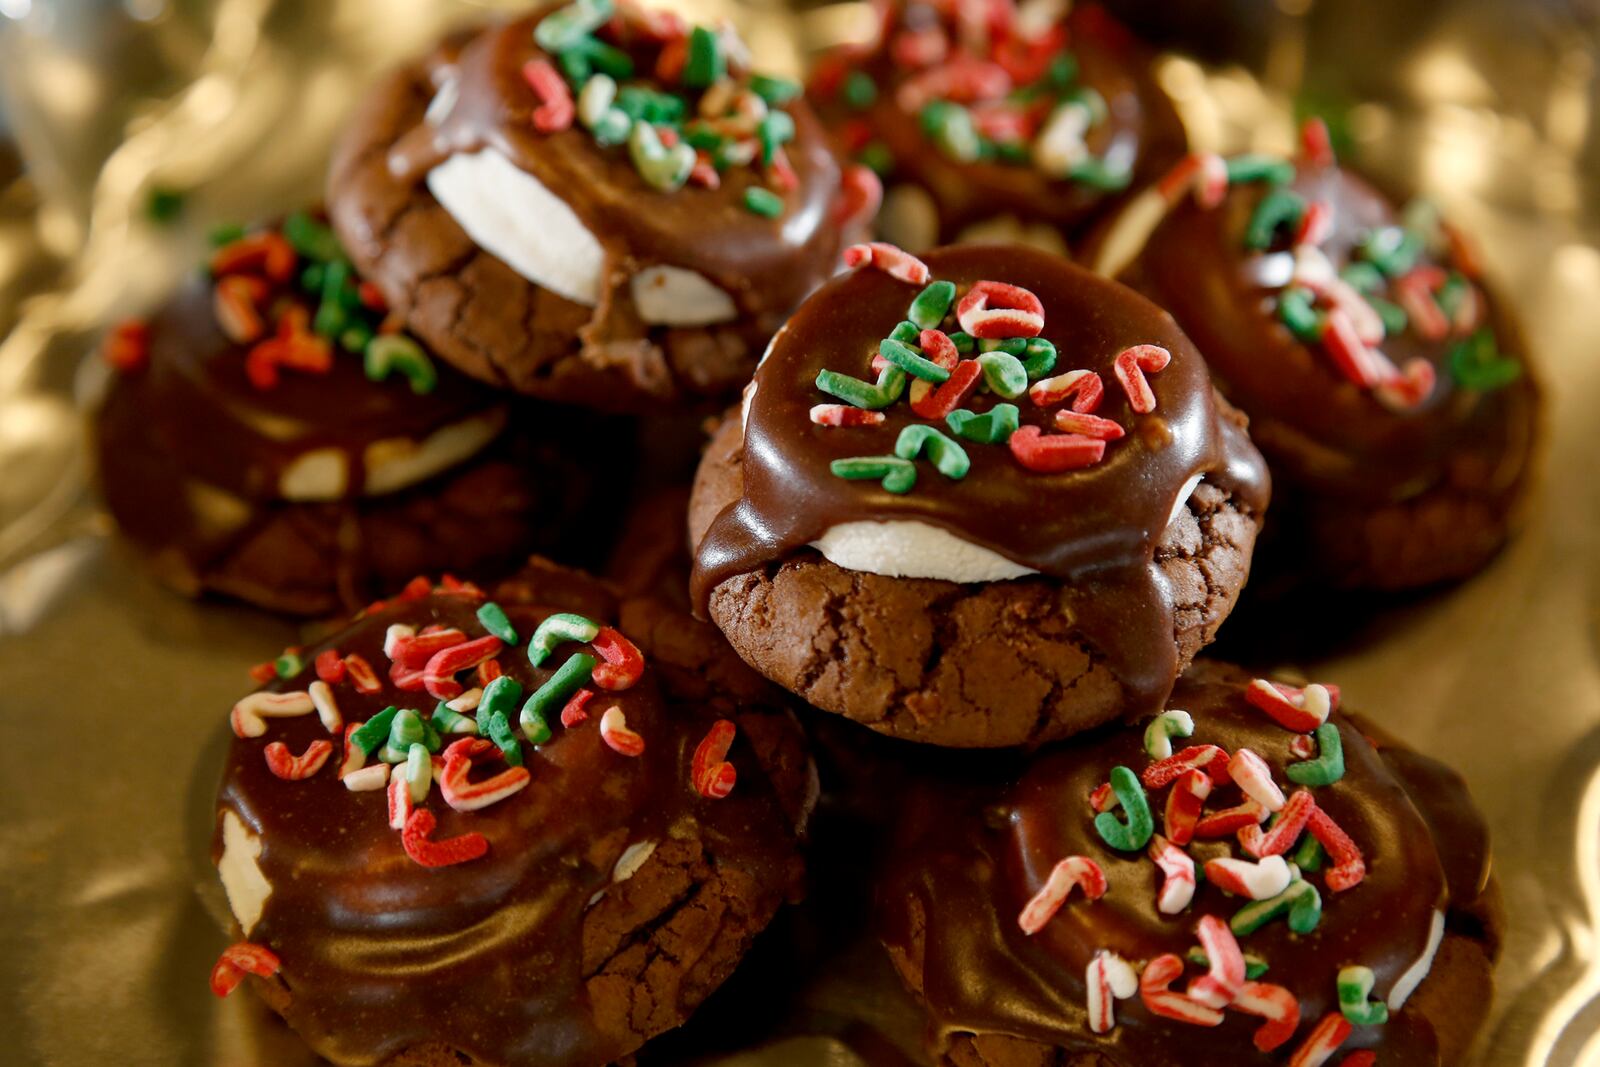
[424, 635, 504, 700]
[1186, 915, 1245, 1009]
[209, 942, 280, 998]
[1163, 768, 1212, 846]
[561, 687, 594, 727]
[691, 719, 739, 799]
[357, 281, 388, 311]
[1374, 356, 1436, 411]
[210, 231, 295, 283]
[1008, 426, 1106, 473]
[919, 329, 961, 369]
[834, 163, 884, 230]
[1307, 806, 1367, 891]
[1288, 1012, 1354, 1067]
[343, 654, 381, 694]
[1300, 116, 1336, 169]
[475, 658, 503, 686]
[956, 280, 1045, 339]
[213, 274, 266, 344]
[338, 723, 364, 779]
[402, 808, 489, 867]
[1029, 369, 1104, 413]
[1140, 953, 1224, 1027]
[248, 661, 278, 684]
[523, 59, 574, 132]
[394, 629, 468, 670]
[387, 773, 413, 830]
[1321, 308, 1384, 387]
[1017, 855, 1107, 934]
[1395, 266, 1451, 341]
[1238, 788, 1315, 858]
[690, 154, 720, 189]
[911, 359, 983, 420]
[1294, 200, 1334, 248]
[400, 575, 434, 600]
[1232, 981, 1302, 1053]
[843, 242, 931, 285]
[1053, 410, 1125, 440]
[314, 650, 346, 684]
[1337, 1054, 1377, 1067]
[811, 404, 888, 427]
[1193, 797, 1269, 839]
[591, 627, 644, 691]
[655, 35, 688, 82]
[599, 705, 646, 757]
[1143, 745, 1233, 788]
[103, 319, 151, 373]
[1113, 344, 1171, 413]
[263, 739, 333, 780]
[1244, 679, 1337, 732]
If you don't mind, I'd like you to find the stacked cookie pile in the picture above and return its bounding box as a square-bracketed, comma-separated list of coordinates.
[92, 2, 1534, 1065]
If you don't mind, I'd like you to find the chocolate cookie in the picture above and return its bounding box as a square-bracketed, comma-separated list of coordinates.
[808, 0, 1186, 252]
[328, 2, 865, 412]
[689, 243, 1270, 747]
[209, 560, 812, 1067]
[1085, 122, 1541, 589]
[877, 660, 1502, 1066]
[93, 214, 605, 617]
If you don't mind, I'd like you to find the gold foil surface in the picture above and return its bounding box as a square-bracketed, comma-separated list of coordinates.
[0, 1, 1597, 1064]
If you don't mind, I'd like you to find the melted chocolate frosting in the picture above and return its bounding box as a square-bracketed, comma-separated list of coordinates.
[812, 3, 1187, 239]
[386, 10, 845, 322]
[877, 660, 1493, 1064]
[1119, 164, 1539, 507]
[213, 570, 803, 1067]
[690, 244, 1270, 715]
[128, 271, 494, 504]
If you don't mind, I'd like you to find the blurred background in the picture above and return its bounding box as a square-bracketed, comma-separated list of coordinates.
[1, 2, 1598, 1064]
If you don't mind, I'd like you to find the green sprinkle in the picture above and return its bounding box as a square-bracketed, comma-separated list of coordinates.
[563, 35, 633, 80]
[521, 653, 597, 743]
[1246, 188, 1307, 251]
[683, 25, 724, 88]
[1093, 766, 1153, 851]
[313, 259, 351, 337]
[431, 703, 479, 734]
[300, 264, 325, 293]
[592, 108, 632, 147]
[421, 714, 442, 754]
[274, 653, 303, 679]
[1292, 833, 1325, 872]
[1226, 154, 1297, 186]
[144, 186, 185, 224]
[1435, 272, 1472, 318]
[758, 110, 795, 165]
[1277, 287, 1325, 343]
[1068, 156, 1132, 191]
[842, 71, 878, 110]
[340, 324, 374, 353]
[889, 320, 921, 344]
[364, 335, 437, 395]
[1367, 295, 1408, 336]
[1448, 327, 1521, 391]
[478, 675, 524, 722]
[628, 121, 694, 192]
[476, 602, 518, 645]
[578, 73, 618, 128]
[1232, 876, 1321, 936]
[387, 708, 427, 757]
[744, 187, 784, 218]
[750, 74, 801, 105]
[682, 122, 725, 151]
[948, 331, 976, 354]
[978, 337, 1026, 356]
[977, 352, 1028, 398]
[816, 365, 908, 410]
[907, 280, 957, 330]
[879, 338, 951, 383]
[924, 101, 980, 163]
[830, 456, 917, 494]
[946, 403, 1019, 445]
[558, 47, 592, 85]
[858, 141, 894, 176]
[1187, 948, 1269, 980]
[1046, 52, 1079, 90]
[1337, 965, 1390, 1026]
[534, 0, 614, 53]
[483, 709, 523, 766]
[284, 212, 341, 262]
[528, 613, 601, 667]
[1359, 226, 1423, 277]
[993, 140, 1030, 165]
[403, 742, 433, 802]
[208, 222, 247, 247]
[350, 707, 400, 756]
[1340, 261, 1387, 294]
[1287, 722, 1346, 786]
[1021, 338, 1057, 379]
[894, 425, 970, 479]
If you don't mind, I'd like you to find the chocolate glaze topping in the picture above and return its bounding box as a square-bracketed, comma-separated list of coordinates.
[877, 661, 1491, 1064]
[812, 3, 1186, 240]
[127, 274, 494, 504]
[1120, 164, 1539, 507]
[386, 10, 845, 322]
[690, 245, 1269, 715]
[213, 571, 802, 1067]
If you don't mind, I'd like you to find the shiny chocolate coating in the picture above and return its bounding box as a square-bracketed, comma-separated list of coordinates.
[385, 11, 846, 326]
[690, 244, 1270, 717]
[213, 572, 804, 1067]
[877, 661, 1493, 1064]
